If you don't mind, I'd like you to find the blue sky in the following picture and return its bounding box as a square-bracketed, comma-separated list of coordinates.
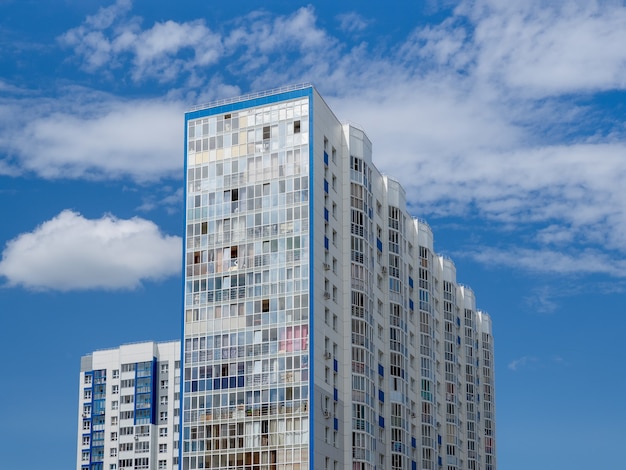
[1, 0, 625, 468]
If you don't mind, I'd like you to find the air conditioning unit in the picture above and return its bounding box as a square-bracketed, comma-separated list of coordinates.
[411, 412, 416, 418]
[381, 266, 387, 274]
[323, 292, 331, 299]
[324, 352, 332, 360]
[322, 409, 331, 419]
[323, 263, 330, 270]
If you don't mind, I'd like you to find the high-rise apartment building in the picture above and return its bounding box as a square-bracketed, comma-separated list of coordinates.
[181, 84, 496, 470]
[76, 341, 181, 470]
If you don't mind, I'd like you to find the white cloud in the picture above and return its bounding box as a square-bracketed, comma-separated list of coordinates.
[0, 210, 181, 291]
[466, 0, 626, 96]
[61, 4, 336, 87]
[464, 246, 626, 277]
[136, 187, 183, 214]
[5, 1, 626, 278]
[508, 354, 568, 371]
[336, 12, 370, 34]
[0, 93, 184, 181]
[526, 287, 559, 314]
[318, 2, 626, 275]
[508, 355, 537, 371]
[60, 0, 222, 83]
[125, 20, 223, 83]
[59, 0, 133, 71]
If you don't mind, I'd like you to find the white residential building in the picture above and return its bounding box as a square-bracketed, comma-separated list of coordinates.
[181, 84, 496, 470]
[76, 341, 181, 470]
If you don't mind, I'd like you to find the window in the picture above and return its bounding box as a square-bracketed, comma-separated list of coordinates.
[136, 425, 150, 436]
[159, 443, 167, 453]
[160, 363, 169, 374]
[136, 441, 150, 453]
[160, 380, 168, 390]
[83, 390, 91, 400]
[160, 396, 168, 406]
[110, 465, 117, 470]
[112, 369, 119, 379]
[159, 427, 168, 438]
[134, 457, 149, 469]
[84, 375, 92, 385]
[111, 400, 118, 410]
[111, 432, 118, 441]
[120, 442, 133, 452]
[110, 448, 117, 457]
[160, 411, 168, 422]
[82, 436, 90, 446]
[111, 416, 118, 426]
[294, 120, 301, 133]
[112, 385, 119, 395]
[82, 451, 89, 462]
[159, 460, 167, 470]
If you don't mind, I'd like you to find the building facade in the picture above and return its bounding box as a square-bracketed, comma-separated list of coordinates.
[181, 84, 496, 470]
[76, 341, 181, 470]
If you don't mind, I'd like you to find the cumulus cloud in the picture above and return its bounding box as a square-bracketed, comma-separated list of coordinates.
[336, 12, 370, 34]
[58, 0, 133, 71]
[0, 92, 184, 181]
[136, 187, 183, 214]
[467, 0, 626, 96]
[0, 210, 181, 291]
[525, 287, 559, 314]
[508, 356, 537, 371]
[4, 0, 626, 277]
[464, 246, 626, 277]
[60, 0, 223, 83]
[508, 354, 568, 371]
[60, 4, 335, 87]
